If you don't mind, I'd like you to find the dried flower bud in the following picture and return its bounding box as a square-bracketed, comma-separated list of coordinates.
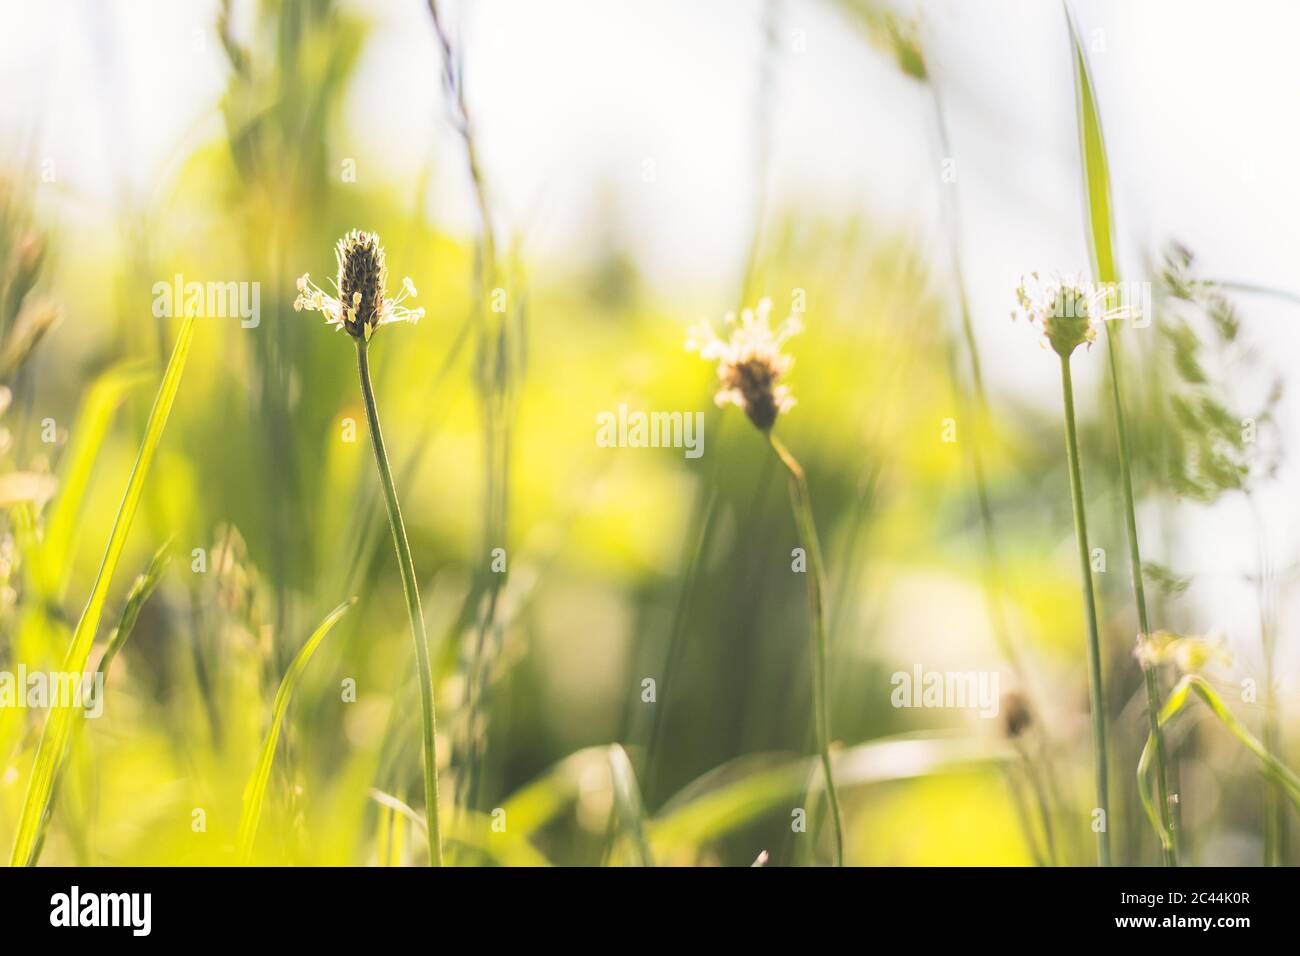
[0, 300, 60, 377]
[14, 232, 46, 286]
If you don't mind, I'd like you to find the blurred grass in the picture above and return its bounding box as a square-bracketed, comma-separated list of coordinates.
[0, 0, 1294, 867]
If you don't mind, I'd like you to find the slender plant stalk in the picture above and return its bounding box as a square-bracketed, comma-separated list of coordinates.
[1248, 494, 1284, 865]
[1066, 4, 1174, 864]
[427, 0, 516, 824]
[768, 433, 844, 866]
[1057, 356, 1110, 867]
[1002, 765, 1045, 866]
[356, 339, 444, 867]
[1103, 328, 1176, 866]
[1009, 741, 1058, 866]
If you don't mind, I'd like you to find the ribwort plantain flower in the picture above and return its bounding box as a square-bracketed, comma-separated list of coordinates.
[686, 297, 801, 432]
[1021, 272, 1119, 864]
[294, 229, 444, 864]
[1013, 272, 1132, 358]
[294, 230, 423, 341]
[685, 295, 845, 863]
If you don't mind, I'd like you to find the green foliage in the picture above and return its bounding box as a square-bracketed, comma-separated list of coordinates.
[9, 312, 197, 867]
[1156, 245, 1281, 502]
[237, 598, 356, 862]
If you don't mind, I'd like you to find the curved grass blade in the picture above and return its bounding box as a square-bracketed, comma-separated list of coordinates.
[30, 540, 173, 865]
[236, 598, 356, 863]
[8, 311, 197, 868]
[98, 539, 173, 678]
[38, 362, 152, 600]
[498, 745, 611, 835]
[650, 733, 1012, 853]
[607, 743, 653, 867]
[368, 789, 552, 867]
[1140, 675, 1300, 849]
[1065, 3, 1116, 286]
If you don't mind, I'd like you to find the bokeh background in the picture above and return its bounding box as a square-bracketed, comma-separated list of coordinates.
[1, 0, 1298, 865]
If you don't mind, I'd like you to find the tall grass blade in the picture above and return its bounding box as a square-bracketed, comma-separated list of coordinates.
[237, 598, 356, 863]
[1140, 675, 1300, 847]
[95, 539, 172, 677]
[38, 362, 152, 599]
[8, 311, 197, 868]
[30, 540, 173, 865]
[369, 789, 552, 866]
[607, 743, 654, 866]
[651, 734, 1012, 853]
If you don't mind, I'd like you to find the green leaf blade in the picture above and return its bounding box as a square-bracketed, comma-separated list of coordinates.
[8, 313, 197, 868]
[236, 598, 356, 863]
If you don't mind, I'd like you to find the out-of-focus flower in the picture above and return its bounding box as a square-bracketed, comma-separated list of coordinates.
[1135, 629, 1230, 674]
[0, 299, 60, 378]
[839, 3, 928, 82]
[294, 230, 423, 341]
[686, 298, 802, 432]
[1013, 272, 1134, 358]
[1000, 690, 1032, 739]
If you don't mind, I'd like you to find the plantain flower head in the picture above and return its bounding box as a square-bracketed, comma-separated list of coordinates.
[1013, 272, 1133, 358]
[294, 230, 423, 340]
[686, 298, 801, 432]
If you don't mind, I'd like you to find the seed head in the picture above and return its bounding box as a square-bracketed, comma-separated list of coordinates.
[1000, 691, 1032, 739]
[294, 229, 423, 341]
[338, 231, 386, 336]
[686, 298, 801, 432]
[1013, 272, 1132, 358]
[879, 13, 927, 81]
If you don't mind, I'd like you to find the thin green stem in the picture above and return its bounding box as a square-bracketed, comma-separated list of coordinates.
[1016, 742, 1059, 866]
[356, 339, 444, 867]
[1058, 355, 1110, 867]
[1102, 326, 1176, 866]
[768, 432, 845, 866]
[1247, 494, 1285, 865]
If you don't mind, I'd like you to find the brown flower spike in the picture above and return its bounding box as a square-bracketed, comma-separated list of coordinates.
[294, 230, 423, 340]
